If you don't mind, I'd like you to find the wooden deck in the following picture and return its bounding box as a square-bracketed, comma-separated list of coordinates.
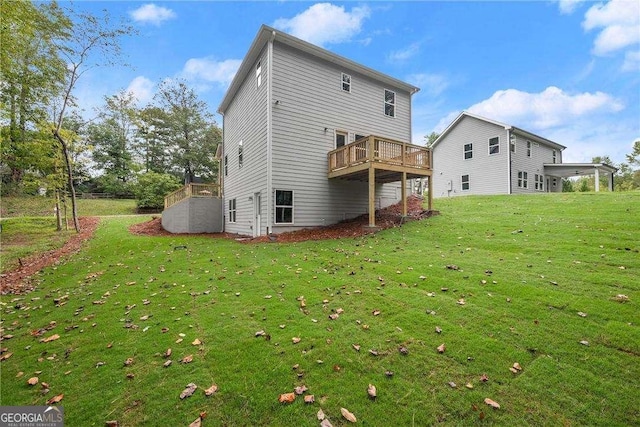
[164, 183, 221, 209]
[327, 136, 433, 227]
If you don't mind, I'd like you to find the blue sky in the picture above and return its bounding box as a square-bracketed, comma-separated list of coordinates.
[70, 1, 640, 164]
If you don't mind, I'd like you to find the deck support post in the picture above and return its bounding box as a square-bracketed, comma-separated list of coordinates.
[368, 165, 376, 227]
[594, 167, 600, 192]
[401, 172, 407, 217]
[428, 174, 433, 211]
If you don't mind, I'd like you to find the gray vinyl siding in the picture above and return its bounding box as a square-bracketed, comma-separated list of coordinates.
[269, 41, 410, 232]
[222, 46, 269, 235]
[432, 116, 509, 197]
[511, 135, 563, 194]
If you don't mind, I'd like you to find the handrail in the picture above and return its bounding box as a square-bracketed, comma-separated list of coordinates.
[328, 135, 431, 173]
[164, 183, 221, 209]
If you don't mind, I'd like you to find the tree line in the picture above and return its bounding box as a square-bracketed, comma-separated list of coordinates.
[1, 1, 221, 231]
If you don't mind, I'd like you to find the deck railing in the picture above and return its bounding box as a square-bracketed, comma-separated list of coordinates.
[164, 183, 221, 209]
[328, 135, 432, 173]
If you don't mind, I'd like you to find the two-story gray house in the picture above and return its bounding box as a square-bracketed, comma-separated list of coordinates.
[431, 111, 616, 197]
[212, 25, 432, 237]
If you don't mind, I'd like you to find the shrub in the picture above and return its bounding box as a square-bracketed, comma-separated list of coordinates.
[134, 172, 181, 209]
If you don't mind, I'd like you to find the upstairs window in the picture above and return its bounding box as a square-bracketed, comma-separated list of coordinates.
[228, 199, 237, 223]
[384, 89, 396, 117]
[552, 149, 557, 164]
[341, 73, 351, 92]
[510, 135, 516, 153]
[461, 174, 470, 191]
[238, 140, 244, 169]
[464, 143, 473, 160]
[256, 61, 262, 88]
[489, 137, 500, 155]
[275, 190, 293, 224]
[526, 140, 532, 157]
[224, 155, 228, 176]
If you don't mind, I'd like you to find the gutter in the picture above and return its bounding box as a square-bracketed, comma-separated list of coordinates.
[506, 127, 512, 194]
[266, 30, 276, 235]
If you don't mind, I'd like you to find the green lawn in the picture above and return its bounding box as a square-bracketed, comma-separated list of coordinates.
[1, 192, 638, 426]
[0, 195, 137, 218]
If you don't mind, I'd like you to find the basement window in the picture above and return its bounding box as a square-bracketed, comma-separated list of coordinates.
[461, 174, 470, 191]
[275, 190, 293, 224]
[228, 198, 237, 223]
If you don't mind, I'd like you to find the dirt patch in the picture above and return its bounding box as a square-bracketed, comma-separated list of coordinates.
[0, 217, 100, 295]
[130, 195, 437, 243]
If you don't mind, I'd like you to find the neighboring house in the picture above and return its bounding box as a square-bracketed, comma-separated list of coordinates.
[431, 111, 616, 197]
[213, 24, 432, 237]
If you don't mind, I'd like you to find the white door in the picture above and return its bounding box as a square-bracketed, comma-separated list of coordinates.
[253, 192, 262, 237]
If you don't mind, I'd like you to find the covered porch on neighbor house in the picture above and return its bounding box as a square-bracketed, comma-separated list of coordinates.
[544, 163, 618, 192]
[328, 135, 433, 227]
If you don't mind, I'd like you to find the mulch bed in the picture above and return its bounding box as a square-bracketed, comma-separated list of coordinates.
[2, 196, 436, 295]
[0, 217, 100, 295]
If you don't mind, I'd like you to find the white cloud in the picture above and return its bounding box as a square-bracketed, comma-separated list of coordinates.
[582, 0, 640, 56]
[130, 4, 176, 26]
[273, 3, 371, 47]
[407, 73, 449, 97]
[126, 76, 155, 104]
[467, 86, 623, 129]
[558, 0, 587, 15]
[388, 42, 421, 62]
[180, 57, 241, 87]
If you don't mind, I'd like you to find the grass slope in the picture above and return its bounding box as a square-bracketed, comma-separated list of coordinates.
[1, 193, 638, 426]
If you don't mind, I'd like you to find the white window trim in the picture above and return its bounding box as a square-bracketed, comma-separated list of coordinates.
[341, 72, 351, 93]
[384, 89, 396, 118]
[488, 136, 500, 155]
[256, 61, 262, 88]
[526, 140, 532, 157]
[552, 150, 557, 164]
[518, 171, 528, 189]
[335, 130, 348, 149]
[228, 198, 237, 223]
[461, 174, 470, 191]
[463, 143, 473, 160]
[274, 189, 294, 225]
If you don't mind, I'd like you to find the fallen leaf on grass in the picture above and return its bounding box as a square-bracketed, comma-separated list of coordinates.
[320, 420, 334, 427]
[352, 344, 361, 352]
[437, 343, 446, 353]
[40, 334, 60, 343]
[341, 407, 357, 423]
[294, 385, 308, 395]
[278, 392, 295, 403]
[372, 309, 381, 316]
[192, 339, 202, 346]
[255, 330, 266, 337]
[480, 373, 488, 382]
[317, 409, 325, 420]
[105, 420, 118, 427]
[484, 398, 500, 409]
[181, 355, 193, 364]
[398, 346, 409, 355]
[367, 383, 377, 398]
[0, 352, 13, 361]
[123, 358, 134, 366]
[47, 394, 63, 404]
[435, 326, 442, 334]
[28, 377, 39, 385]
[292, 337, 301, 344]
[163, 360, 172, 368]
[304, 394, 315, 404]
[164, 348, 172, 358]
[180, 383, 197, 399]
[204, 384, 218, 396]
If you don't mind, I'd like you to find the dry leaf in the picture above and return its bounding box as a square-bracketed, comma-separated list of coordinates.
[294, 385, 308, 395]
[47, 394, 64, 404]
[180, 383, 198, 399]
[480, 373, 488, 382]
[189, 416, 202, 427]
[255, 330, 265, 337]
[292, 337, 301, 344]
[513, 362, 522, 371]
[317, 409, 325, 420]
[204, 384, 218, 396]
[352, 344, 361, 351]
[320, 419, 334, 427]
[372, 309, 381, 316]
[0, 352, 13, 361]
[448, 381, 457, 388]
[435, 326, 442, 334]
[278, 392, 295, 403]
[181, 355, 193, 364]
[367, 383, 377, 398]
[437, 343, 446, 353]
[28, 377, 39, 386]
[341, 407, 357, 423]
[465, 383, 474, 389]
[41, 334, 60, 343]
[192, 339, 202, 346]
[328, 313, 339, 320]
[163, 360, 172, 368]
[484, 398, 501, 409]
[304, 394, 315, 404]
[124, 358, 134, 366]
[105, 421, 119, 427]
[164, 348, 172, 358]
[398, 346, 409, 355]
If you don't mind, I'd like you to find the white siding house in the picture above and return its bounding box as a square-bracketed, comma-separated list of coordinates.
[217, 25, 432, 236]
[431, 112, 617, 198]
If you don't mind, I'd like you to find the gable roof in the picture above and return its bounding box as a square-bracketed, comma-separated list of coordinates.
[217, 25, 420, 114]
[431, 111, 566, 151]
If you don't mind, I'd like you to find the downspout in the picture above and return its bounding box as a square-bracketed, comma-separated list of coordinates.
[506, 127, 512, 194]
[266, 30, 276, 235]
[220, 112, 225, 232]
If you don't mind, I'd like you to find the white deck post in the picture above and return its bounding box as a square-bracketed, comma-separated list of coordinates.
[594, 168, 600, 192]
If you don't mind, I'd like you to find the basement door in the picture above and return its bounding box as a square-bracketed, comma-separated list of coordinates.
[253, 192, 262, 237]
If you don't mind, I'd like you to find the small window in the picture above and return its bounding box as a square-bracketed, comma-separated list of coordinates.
[256, 61, 262, 88]
[341, 73, 351, 92]
[275, 190, 293, 224]
[224, 155, 228, 176]
[552, 178, 557, 187]
[464, 143, 473, 160]
[534, 174, 544, 191]
[489, 137, 500, 155]
[335, 131, 347, 148]
[238, 140, 243, 169]
[461, 174, 470, 191]
[526, 140, 532, 157]
[552, 150, 557, 164]
[228, 199, 237, 223]
[518, 171, 528, 188]
[384, 89, 396, 117]
[510, 135, 516, 153]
